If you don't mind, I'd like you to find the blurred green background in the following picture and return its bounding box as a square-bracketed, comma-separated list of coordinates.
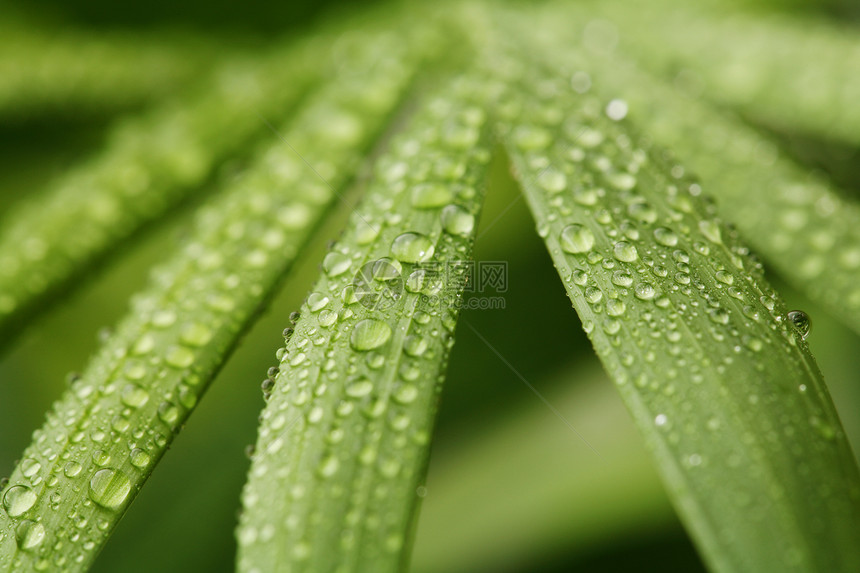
[1, 0, 859, 571]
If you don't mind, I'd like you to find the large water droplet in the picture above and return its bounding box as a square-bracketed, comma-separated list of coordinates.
[15, 520, 46, 551]
[3, 485, 37, 517]
[89, 468, 131, 510]
[390, 233, 435, 263]
[787, 310, 811, 340]
[560, 224, 595, 254]
[350, 319, 392, 351]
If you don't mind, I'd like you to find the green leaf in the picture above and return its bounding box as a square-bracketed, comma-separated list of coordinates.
[236, 75, 493, 572]
[527, 3, 860, 336]
[0, 7, 394, 349]
[0, 12, 210, 120]
[0, 27, 424, 572]
[595, 0, 860, 146]
[491, 20, 860, 572]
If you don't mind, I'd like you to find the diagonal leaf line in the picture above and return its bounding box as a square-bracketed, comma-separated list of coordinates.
[463, 319, 601, 457]
[256, 112, 380, 235]
[477, 125, 587, 240]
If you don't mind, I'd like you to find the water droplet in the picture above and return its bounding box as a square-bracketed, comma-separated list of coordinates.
[787, 310, 811, 340]
[165, 346, 195, 369]
[15, 520, 46, 551]
[715, 270, 734, 285]
[120, 384, 150, 408]
[20, 458, 41, 477]
[403, 335, 428, 357]
[635, 283, 656, 300]
[585, 287, 603, 304]
[606, 299, 626, 316]
[323, 252, 352, 277]
[411, 183, 453, 208]
[350, 319, 392, 351]
[180, 323, 212, 347]
[613, 241, 638, 262]
[307, 292, 329, 312]
[653, 227, 678, 247]
[64, 461, 82, 478]
[538, 168, 567, 193]
[3, 485, 37, 517]
[628, 202, 657, 224]
[440, 205, 475, 236]
[317, 456, 339, 478]
[89, 468, 131, 510]
[346, 378, 374, 398]
[391, 232, 435, 263]
[560, 224, 595, 254]
[612, 270, 633, 288]
[698, 220, 722, 244]
[130, 448, 151, 469]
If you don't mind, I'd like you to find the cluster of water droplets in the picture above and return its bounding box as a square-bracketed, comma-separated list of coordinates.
[237, 75, 492, 571]
[0, 27, 428, 571]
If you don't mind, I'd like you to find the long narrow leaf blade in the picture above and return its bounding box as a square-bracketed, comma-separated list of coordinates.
[491, 21, 860, 572]
[237, 75, 493, 572]
[0, 28, 426, 571]
[530, 2, 860, 337]
[0, 6, 405, 349]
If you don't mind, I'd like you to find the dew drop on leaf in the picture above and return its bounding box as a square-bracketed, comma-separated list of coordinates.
[411, 183, 453, 209]
[613, 241, 638, 262]
[560, 224, 595, 254]
[787, 310, 811, 340]
[322, 252, 351, 277]
[350, 319, 392, 351]
[440, 205, 475, 236]
[3, 484, 37, 517]
[88, 468, 131, 510]
[15, 520, 46, 551]
[390, 232, 435, 263]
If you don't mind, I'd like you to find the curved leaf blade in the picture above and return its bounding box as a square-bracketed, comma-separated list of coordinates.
[237, 75, 493, 572]
[491, 22, 860, 572]
[0, 28, 425, 572]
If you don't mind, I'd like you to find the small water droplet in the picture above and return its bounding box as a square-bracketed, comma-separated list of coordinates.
[606, 299, 626, 316]
[165, 346, 195, 369]
[653, 227, 678, 247]
[322, 252, 352, 277]
[613, 241, 638, 262]
[412, 183, 453, 208]
[120, 384, 150, 408]
[129, 449, 151, 469]
[346, 377, 374, 398]
[391, 232, 435, 263]
[440, 205, 475, 237]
